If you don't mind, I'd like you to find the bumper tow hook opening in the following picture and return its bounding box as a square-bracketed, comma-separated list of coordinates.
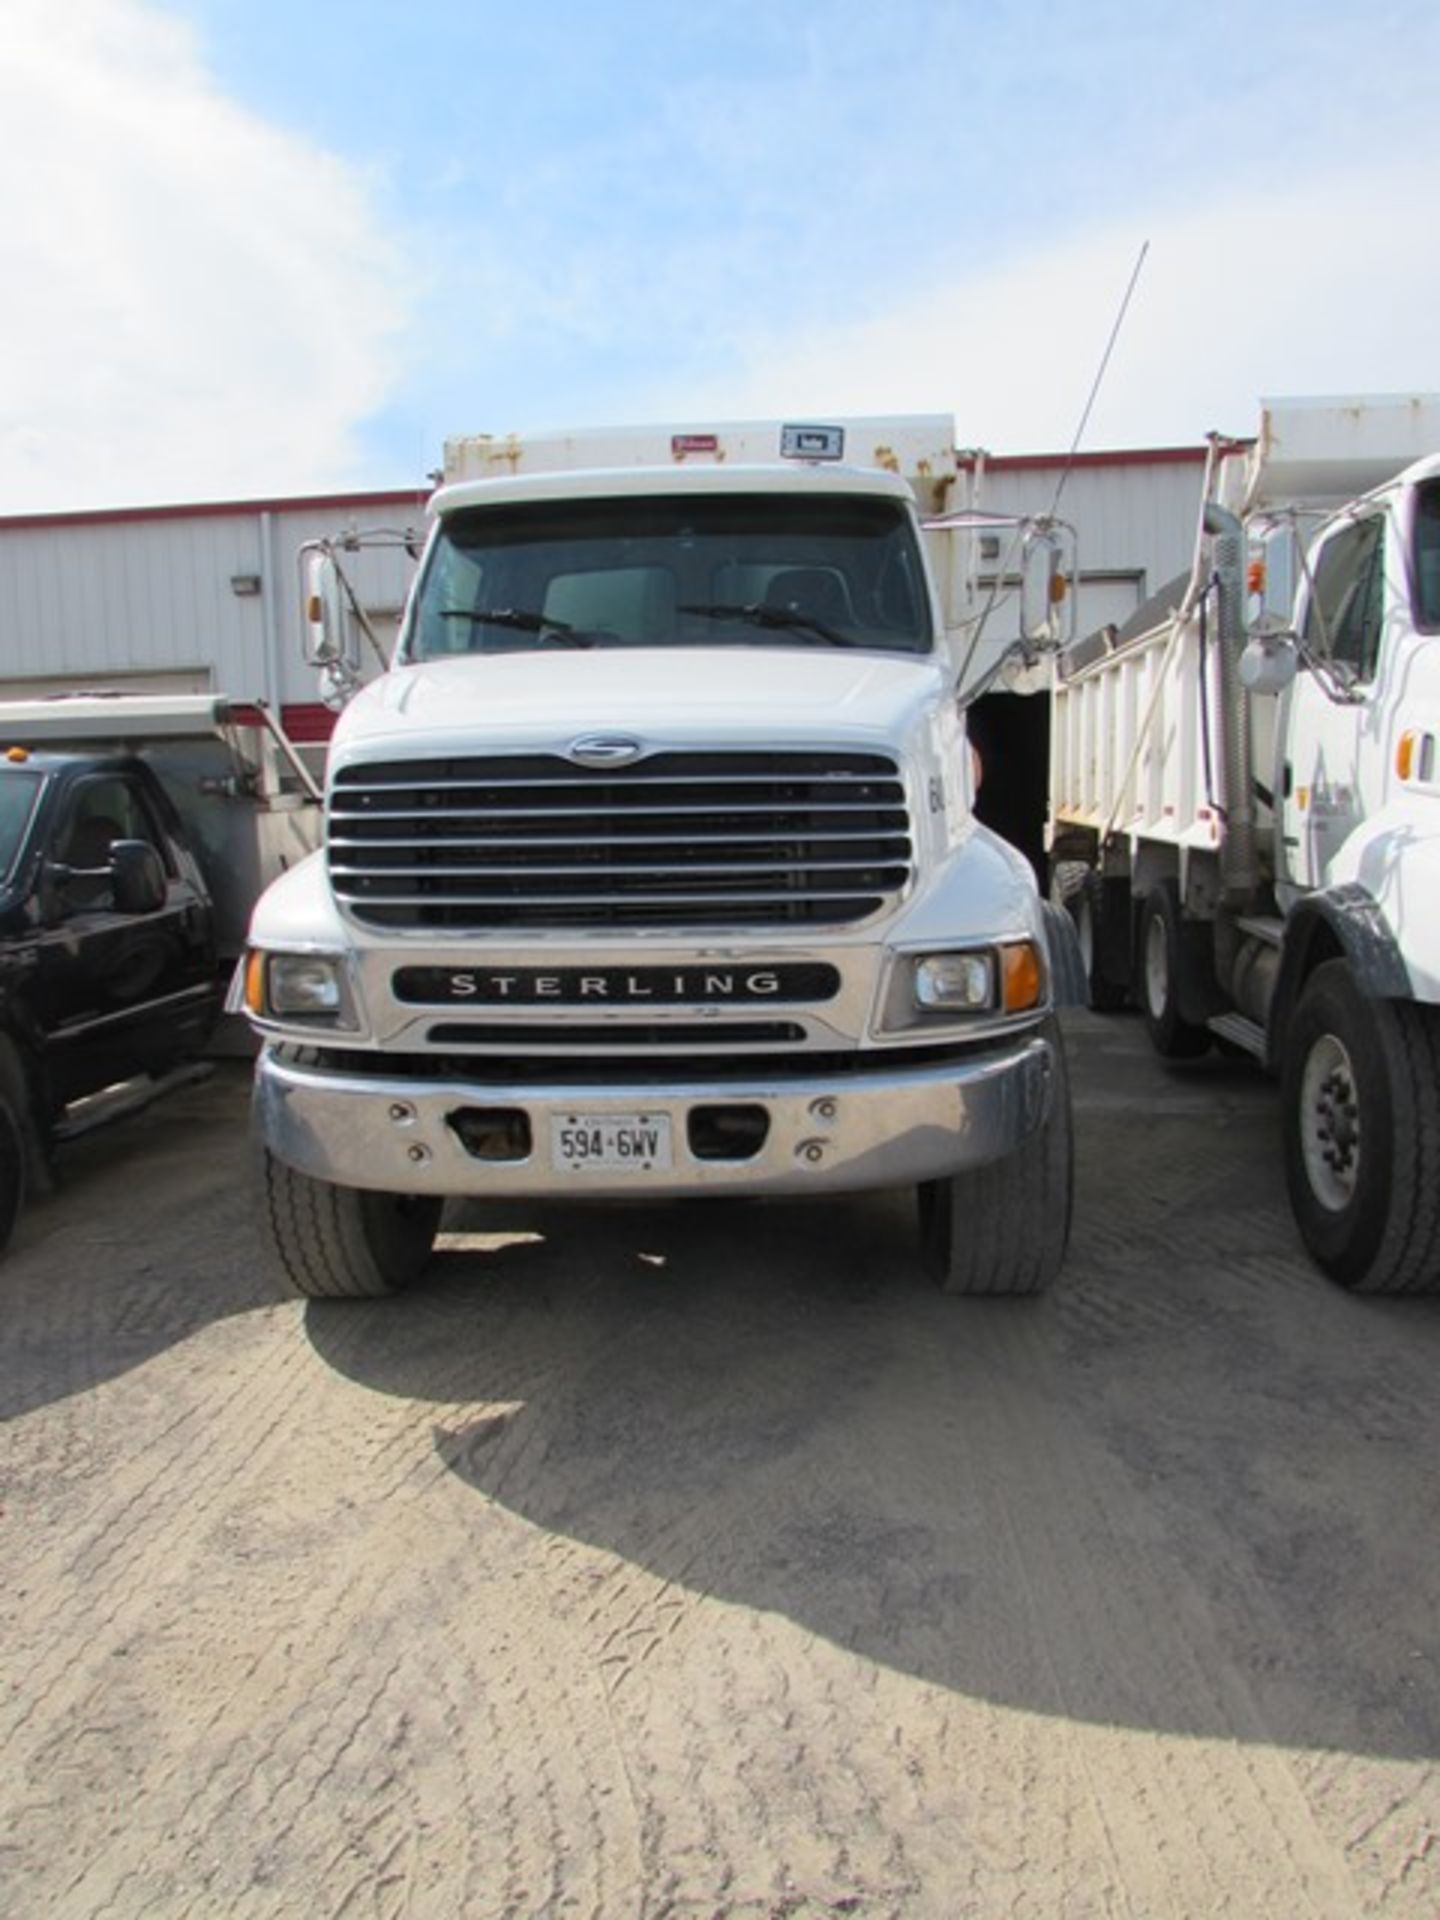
[448, 1107, 533, 1163]
[688, 1104, 770, 1162]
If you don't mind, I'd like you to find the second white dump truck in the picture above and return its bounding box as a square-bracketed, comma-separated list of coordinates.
[237, 417, 1082, 1299]
[1050, 397, 1440, 1293]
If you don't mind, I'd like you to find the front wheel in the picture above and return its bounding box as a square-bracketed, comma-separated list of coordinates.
[256, 1149, 442, 1299]
[917, 1019, 1073, 1295]
[1282, 962, 1440, 1293]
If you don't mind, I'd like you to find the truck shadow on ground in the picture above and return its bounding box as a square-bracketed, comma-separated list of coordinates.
[304, 1026, 1440, 1764]
[0, 1063, 269, 1420]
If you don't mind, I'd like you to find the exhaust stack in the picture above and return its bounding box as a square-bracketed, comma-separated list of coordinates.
[1203, 501, 1260, 905]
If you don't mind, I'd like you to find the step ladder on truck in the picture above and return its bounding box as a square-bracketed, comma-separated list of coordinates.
[1049, 395, 1440, 1293]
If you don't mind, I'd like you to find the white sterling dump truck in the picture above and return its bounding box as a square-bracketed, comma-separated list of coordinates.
[237, 417, 1082, 1299]
[1049, 396, 1440, 1293]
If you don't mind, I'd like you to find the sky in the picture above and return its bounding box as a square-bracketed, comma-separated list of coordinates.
[4, 0, 1439, 513]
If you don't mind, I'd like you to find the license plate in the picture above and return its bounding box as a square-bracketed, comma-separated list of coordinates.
[550, 1111, 673, 1173]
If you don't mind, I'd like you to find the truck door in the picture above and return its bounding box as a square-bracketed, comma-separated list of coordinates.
[1280, 510, 1388, 894]
[32, 771, 216, 1106]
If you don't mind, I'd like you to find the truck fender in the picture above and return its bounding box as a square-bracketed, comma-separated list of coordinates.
[1040, 899, 1088, 1008]
[1266, 884, 1411, 1072]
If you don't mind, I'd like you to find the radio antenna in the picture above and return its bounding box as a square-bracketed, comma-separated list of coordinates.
[1049, 239, 1149, 515]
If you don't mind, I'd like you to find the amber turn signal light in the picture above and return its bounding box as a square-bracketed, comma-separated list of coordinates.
[244, 949, 267, 1017]
[1001, 941, 1043, 1013]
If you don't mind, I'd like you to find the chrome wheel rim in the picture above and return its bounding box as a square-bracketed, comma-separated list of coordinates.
[1300, 1032, 1360, 1212]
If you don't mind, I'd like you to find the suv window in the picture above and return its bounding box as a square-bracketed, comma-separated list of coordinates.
[1302, 514, 1385, 682]
[56, 777, 167, 912]
[0, 771, 43, 883]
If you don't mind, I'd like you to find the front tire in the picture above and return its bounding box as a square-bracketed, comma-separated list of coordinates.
[917, 1019, 1073, 1295]
[1282, 961, 1440, 1293]
[257, 1149, 442, 1299]
[1138, 881, 1211, 1058]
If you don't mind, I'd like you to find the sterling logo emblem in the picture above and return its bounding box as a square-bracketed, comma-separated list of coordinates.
[566, 734, 646, 768]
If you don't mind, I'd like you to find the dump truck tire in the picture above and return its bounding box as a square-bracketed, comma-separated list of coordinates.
[1282, 961, 1440, 1293]
[257, 1148, 441, 1299]
[917, 1018, 1072, 1295]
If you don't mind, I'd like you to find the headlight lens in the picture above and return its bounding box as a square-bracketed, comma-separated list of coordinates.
[269, 954, 343, 1014]
[878, 939, 1046, 1033]
[245, 950, 356, 1025]
[914, 952, 994, 1011]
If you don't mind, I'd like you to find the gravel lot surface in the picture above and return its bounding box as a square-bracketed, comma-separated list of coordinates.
[4, 1011, 1440, 1918]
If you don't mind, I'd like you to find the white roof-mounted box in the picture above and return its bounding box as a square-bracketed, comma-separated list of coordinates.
[1236, 394, 1440, 513]
[442, 415, 959, 513]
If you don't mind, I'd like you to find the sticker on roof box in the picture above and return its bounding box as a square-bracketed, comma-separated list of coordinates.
[781, 424, 845, 462]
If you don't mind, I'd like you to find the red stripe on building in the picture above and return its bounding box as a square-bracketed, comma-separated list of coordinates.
[280, 703, 339, 743]
[228, 702, 338, 742]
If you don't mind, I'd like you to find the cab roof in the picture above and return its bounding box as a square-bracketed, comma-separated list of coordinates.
[431, 460, 919, 520]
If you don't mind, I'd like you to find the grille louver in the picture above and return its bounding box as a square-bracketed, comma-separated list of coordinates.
[328, 750, 914, 930]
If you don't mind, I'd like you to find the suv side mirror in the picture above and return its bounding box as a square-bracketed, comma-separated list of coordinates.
[111, 840, 168, 915]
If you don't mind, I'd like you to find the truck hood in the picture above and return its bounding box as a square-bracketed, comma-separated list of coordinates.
[330, 647, 950, 763]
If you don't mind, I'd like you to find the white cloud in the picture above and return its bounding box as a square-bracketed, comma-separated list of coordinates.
[672, 159, 1440, 456]
[0, 0, 407, 511]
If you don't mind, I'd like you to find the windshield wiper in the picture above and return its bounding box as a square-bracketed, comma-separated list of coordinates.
[678, 602, 855, 647]
[436, 607, 596, 647]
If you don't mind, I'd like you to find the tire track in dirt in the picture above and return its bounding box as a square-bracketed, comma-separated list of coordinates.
[3, 1328, 318, 1760]
[940, 1307, 1379, 1917]
[7, 1025, 1440, 1915]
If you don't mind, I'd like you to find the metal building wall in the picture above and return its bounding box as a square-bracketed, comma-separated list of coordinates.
[0, 451, 1211, 716]
[956, 450, 1209, 631]
[0, 492, 428, 713]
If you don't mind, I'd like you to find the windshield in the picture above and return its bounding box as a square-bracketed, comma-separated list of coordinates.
[1415, 479, 1440, 630]
[0, 770, 43, 882]
[406, 492, 933, 659]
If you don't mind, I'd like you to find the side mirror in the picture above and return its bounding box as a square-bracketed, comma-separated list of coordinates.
[302, 547, 347, 667]
[1239, 626, 1299, 695]
[111, 840, 168, 915]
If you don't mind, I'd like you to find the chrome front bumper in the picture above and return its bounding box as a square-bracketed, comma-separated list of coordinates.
[254, 1031, 1056, 1199]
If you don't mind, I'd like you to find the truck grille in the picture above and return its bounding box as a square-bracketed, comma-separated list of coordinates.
[328, 751, 914, 931]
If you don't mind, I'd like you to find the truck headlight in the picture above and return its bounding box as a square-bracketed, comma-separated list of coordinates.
[244, 950, 358, 1027]
[914, 952, 994, 1011]
[878, 941, 1046, 1033]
